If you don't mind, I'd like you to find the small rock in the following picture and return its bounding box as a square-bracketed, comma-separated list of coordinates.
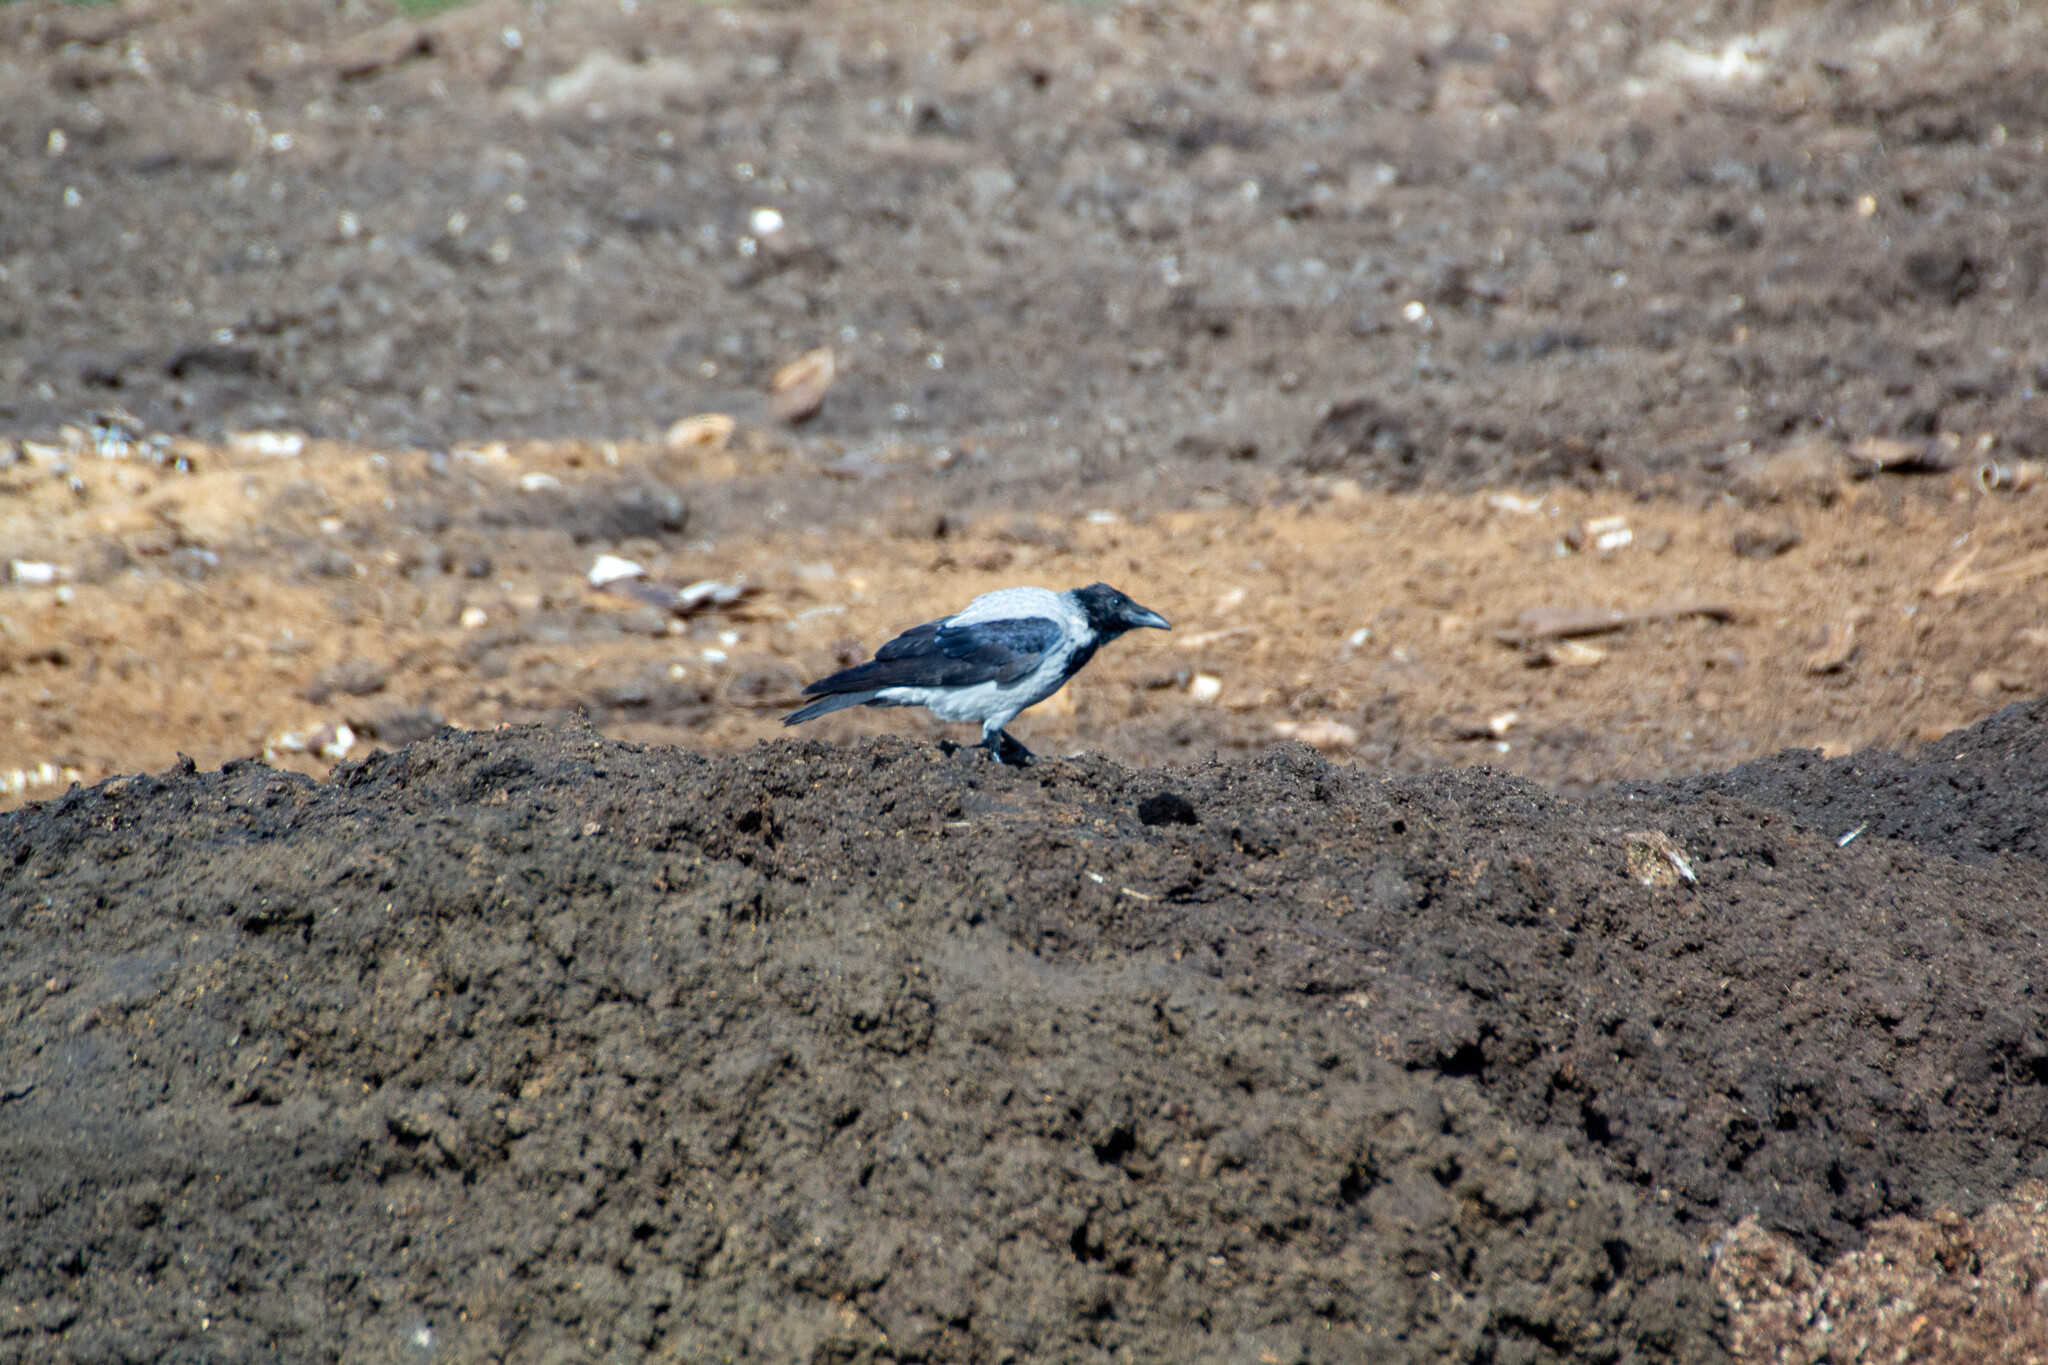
[1804, 621, 1857, 675]
[347, 707, 443, 746]
[1731, 516, 1802, 559]
[1730, 437, 1844, 506]
[304, 657, 390, 703]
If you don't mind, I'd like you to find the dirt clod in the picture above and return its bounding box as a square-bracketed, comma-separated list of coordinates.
[3, 703, 2044, 1360]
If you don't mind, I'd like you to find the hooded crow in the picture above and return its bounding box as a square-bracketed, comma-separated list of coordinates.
[784, 583, 1171, 764]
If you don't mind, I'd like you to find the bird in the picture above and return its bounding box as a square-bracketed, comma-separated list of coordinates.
[784, 583, 1171, 765]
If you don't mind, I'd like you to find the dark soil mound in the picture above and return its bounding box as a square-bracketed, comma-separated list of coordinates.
[1655, 696, 2048, 868]
[4, 707, 2045, 1362]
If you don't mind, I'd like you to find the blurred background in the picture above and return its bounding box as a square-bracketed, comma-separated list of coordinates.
[2, 0, 2045, 803]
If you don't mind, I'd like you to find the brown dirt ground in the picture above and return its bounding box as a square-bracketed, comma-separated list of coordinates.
[1, 429, 2045, 802]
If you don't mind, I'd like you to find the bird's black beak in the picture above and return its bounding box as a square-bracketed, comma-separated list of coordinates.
[1128, 605, 1171, 631]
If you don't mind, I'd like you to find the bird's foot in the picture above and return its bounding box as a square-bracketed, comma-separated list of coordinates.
[984, 731, 1035, 767]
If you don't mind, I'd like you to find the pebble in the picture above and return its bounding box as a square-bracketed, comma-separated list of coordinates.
[588, 554, 644, 587]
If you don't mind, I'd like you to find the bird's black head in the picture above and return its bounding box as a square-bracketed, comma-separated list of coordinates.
[1070, 583, 1172, 637]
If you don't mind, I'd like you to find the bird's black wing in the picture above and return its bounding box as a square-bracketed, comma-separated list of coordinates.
[801, 616, 1062, 695]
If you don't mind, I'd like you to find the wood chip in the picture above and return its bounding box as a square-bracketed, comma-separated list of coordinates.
[1932, 547, 2048, 598]
[1847, 435, 1939, 472]
[1495, 601, 1738, 645]
[1543, 639, 1608, 668]
[769, 347, 835, 424]
[1271, 719, 1359, 750]
[664, 413, 735, 451]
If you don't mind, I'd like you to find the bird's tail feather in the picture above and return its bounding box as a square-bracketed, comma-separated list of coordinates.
[783, 690, 881, 726]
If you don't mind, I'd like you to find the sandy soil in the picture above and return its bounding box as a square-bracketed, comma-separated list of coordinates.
[2, 0, 2046, 1358]
[0, 428, 2044, 806]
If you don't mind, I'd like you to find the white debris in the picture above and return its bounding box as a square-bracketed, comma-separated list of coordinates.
[588, 554, 645, 587]
[8, 561, 58, 585]
[321, 725, 356, 761]
[1645, 31, 1782, 84]
[700, 648, 727, 663]
[228, 430, 306, 458]
[1187, 673, 1223, 703]
[518, 472, 562, 491]
[507, 51, 698, 118]
[459, 607, 489, 629]
[1488, 711, 1519, 737]
[1272, 719, 1359, 750]
[749, 207, 785, 236]
[676, 579, 746, 610]
[1584, 515, 1633, 552]
[2, 764, 76, 795]
[1487, 492, 1545, 515]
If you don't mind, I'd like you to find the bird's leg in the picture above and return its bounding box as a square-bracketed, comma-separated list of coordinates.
[984, 730, 1035, 767]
